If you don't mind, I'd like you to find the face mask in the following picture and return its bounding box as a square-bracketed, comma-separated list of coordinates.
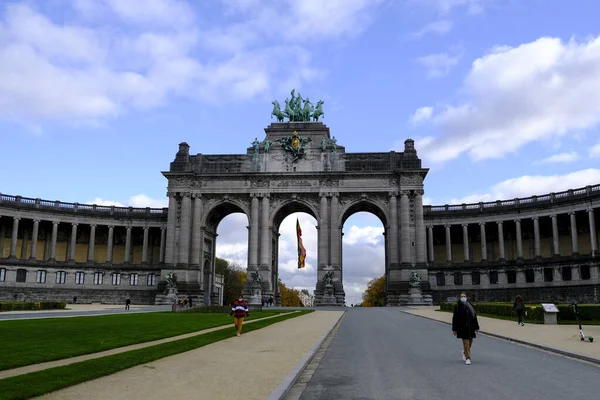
[460, 297, 467, 303]
[238, 298, 242, 301]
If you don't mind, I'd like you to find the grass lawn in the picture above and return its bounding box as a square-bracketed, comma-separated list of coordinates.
[0, 311, 312, 400]
[1, 310, 288, 371]
[436, 309, 600, 325]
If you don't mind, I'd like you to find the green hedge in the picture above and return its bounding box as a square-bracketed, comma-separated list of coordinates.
[180, 305, 232, 314]
[0, 301, 67, 312]
[441, 302, 600, 323]
[440, 302, 544, 322]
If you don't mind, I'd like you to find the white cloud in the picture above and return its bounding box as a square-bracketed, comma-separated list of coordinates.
[448, 168, 600, 204]
[410, 106, 433, 126]
[411, 0, 489, 15]
[417, 49, 463, 77]
[0, 1, 381, 128]
[534, 151, 579, 164]
[589, 143, 600, 158]
[412, 20, 453, 38]
[87, 194, 168, 208]
[417, 36, 600, 163]
[344, 226, 385, 246]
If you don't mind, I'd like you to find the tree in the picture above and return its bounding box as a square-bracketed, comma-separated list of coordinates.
[361, 275, 386, 307]
[216, 258, 247, 306]
[278, 280, 303, 307]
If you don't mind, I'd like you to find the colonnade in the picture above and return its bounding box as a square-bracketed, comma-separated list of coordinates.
[427, 208, 598, 264]
[0, 215, 166, 265]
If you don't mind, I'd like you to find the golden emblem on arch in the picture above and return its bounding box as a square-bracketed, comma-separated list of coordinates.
[291, 131, 300, 150]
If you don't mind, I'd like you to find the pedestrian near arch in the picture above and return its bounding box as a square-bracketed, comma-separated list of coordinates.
[230, 295, 250, 337]
[452, 292, 480, 365]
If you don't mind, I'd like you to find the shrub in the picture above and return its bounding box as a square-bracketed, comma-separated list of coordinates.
[440, 302, 544, 322]
[0, 301, 66, 312]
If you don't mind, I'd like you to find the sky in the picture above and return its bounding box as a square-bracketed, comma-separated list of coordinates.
[2, 0, 600, 305]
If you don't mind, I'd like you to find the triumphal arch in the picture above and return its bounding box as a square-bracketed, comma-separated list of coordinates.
[159, 91, 429, 306]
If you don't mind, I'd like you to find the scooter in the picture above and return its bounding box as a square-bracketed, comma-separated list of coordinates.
[572, 301, 594, 342]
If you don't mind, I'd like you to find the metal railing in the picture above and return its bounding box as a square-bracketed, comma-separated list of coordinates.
[424, 184, 600, 214]
[0, 193, 168, 218]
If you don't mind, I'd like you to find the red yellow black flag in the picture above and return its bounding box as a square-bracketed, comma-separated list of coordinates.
[296, 218, 306, 269]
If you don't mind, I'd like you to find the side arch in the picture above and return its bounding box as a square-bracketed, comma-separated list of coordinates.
[202, 198, 250, 231]
[337, 198, 389, 228]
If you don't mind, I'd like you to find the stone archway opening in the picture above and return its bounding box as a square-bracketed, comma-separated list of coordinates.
[203, 202, 249, 306]
[341, 212, 386, 307]
[271, 201, 318, 306]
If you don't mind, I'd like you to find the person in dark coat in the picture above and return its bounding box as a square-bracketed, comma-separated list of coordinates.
[452, 292, 480, 365]
[513, 295, 525, 326]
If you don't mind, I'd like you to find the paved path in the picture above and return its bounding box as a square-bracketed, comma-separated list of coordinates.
[403, 307, 600, 363]
[298, 308, 600, 400]
[36, 311, 343, 400]
[0, 304, 171, 320]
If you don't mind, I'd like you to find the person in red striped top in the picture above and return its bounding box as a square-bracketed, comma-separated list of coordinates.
[230, 295, 250, 337]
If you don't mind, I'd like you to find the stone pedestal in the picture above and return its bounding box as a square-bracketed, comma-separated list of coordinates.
[155, 287, 179, 305]
[319, 284, 338, 306]
[398, 287, 433, 306]
[248, 286, 263, 306]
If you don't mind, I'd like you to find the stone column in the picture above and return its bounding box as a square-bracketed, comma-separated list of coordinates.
[427, 225, 434, 263]
[551, 214, 560, 256]
[159, 227, 166, 263]
[445, 224, 452, 263]
[0, 224, 5, 258]
[178, 193, 192, 266]
[260, 195, 271, 268]
[497, 221, 505, 261]
[87, 224, 96, 262]
[400, 191, 410, 264]
[190, 195, 203, 266]
[480, 222, 487, 262]
[515, 219, 523, 260]
[533, 217, 541, 258]
[318, 193, 328, 267]
[106, 225, 114, 264]
[9, 217, 20, 259]
[30, 219, 40, 260]
[388, 192, 399, 266]
[20, 229, 28, 259]
[50, 221, 59, 261]
[569, 211, 579, 255]
[588, 209, 598, 256]
[249, 194, 260, 268]
[415, 190, 426, 264]
[124, 226, 132, 264]
[69, 223, 78, 262]
[330, 194, 341, 268]
[165, 192, 178, 265]
[462, 223, 469, 262]
[142, 227, 149, 264]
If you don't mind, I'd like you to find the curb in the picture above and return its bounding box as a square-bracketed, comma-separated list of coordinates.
[402, 310, 600, 366]
[266, 312, 345, 400]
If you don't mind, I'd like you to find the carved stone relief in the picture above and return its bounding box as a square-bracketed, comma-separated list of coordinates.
[400, 174, 422, 186]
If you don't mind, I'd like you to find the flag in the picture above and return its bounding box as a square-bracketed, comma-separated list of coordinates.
[296, 218, 306, 269]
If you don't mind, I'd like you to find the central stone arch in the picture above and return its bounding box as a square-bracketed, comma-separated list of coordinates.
[158, 120, 429, 307]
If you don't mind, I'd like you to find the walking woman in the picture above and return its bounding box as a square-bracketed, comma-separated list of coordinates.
[452, 292, 480, 365]
[513, 295, 525, 326]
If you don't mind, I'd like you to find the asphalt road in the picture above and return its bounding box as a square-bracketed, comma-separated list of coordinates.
[0, 306, 172, 320]
[299, 308, 600, 400]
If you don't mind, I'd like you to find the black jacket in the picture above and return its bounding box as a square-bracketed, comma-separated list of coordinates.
[452, 303, 480, 339]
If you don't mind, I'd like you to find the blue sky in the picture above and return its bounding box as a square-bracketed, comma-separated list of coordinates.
[2, 0, 600, 304]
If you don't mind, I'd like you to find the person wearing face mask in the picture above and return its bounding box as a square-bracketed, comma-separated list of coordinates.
[230, 294, 250, 337]
[452, 292, 480, 365]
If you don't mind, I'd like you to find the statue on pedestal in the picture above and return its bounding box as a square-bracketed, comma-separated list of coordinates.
[323, 271, 334, 286]
[409, 271, 421, 288]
